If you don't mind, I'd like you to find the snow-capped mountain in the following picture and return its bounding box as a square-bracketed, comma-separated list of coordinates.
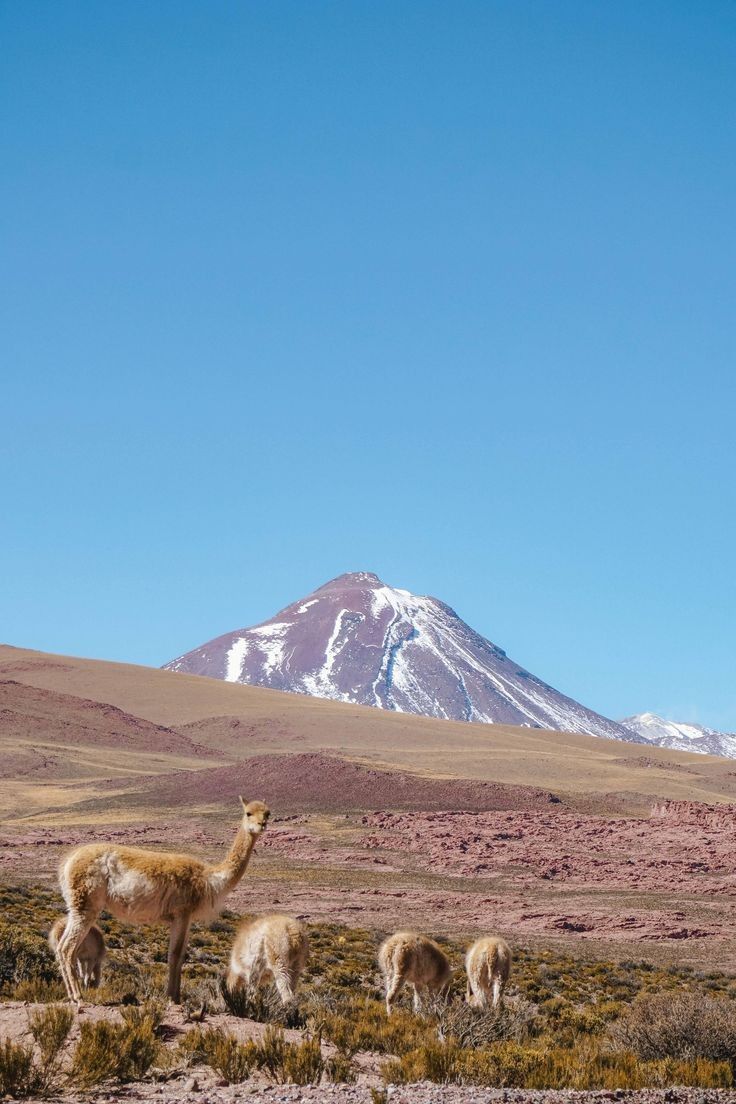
[620, 713, 736, 758]
[164, 571, 636, 741]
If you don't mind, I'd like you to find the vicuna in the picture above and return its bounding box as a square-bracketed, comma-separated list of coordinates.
[378, 930, 452, 1015]
[465, 936, 512, 1009]
[56, 797, 269, 1003]
[227, 914, 309, 1004]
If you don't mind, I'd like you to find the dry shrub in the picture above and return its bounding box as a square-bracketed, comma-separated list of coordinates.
[221, 979, 304, 1027]
[183, 976, 225, 1018]
[381, 1037, 732, 1090]
[265, 1030, 323, 1085]
[176, 1026, 213, 1067]
[0, 923, 56, 993]
[192, 1025, 325, 1086]
[256, 1025, 322, 1084]
[525, 1044, 731, 1091]
[325, 1052, 357, 1083]
[610, 991, 736, 1065]
[0, 1038, 39, 1098]
[433, 994, 539, 1046]
[191, 1027, 256, 1084]
[12, 978, 67, 1003]
[382, 1039, 538, 1087]
[382, 1040, 463, 1085]
[70, 1003, 162, 1088]
[28, 1004, 74, 1091]
[308, 997, 428, 1056]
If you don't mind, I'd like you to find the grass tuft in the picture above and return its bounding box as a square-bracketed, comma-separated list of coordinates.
[0, 1038, 39, 1098]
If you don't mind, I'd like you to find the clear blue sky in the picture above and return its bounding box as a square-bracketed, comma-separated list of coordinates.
[2, 1, 734, 729]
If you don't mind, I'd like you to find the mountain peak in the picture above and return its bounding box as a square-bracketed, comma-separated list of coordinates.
[315, 571, 385, 591]
[621, 713, 736, 758]
[164, 573, 630, 741]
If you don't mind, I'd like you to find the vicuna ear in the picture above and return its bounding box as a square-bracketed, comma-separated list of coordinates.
[239, 795, 247, 812]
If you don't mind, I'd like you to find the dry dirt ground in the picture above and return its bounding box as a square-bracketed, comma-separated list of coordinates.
[3, 644, 736, 969]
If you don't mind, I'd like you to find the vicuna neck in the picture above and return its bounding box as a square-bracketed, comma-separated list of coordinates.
[209, 826, 257, 895]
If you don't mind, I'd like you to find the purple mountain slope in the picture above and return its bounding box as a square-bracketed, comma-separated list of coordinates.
[164, 572, 636, 741]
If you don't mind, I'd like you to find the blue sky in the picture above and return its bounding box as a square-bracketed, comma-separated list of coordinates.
[2, 1, 734, 728]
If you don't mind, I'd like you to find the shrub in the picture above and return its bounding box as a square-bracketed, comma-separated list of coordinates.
[381, 1038, 733, 1091]
[0, 923, 57, 992]
[279, 1033, 324, 1085]
[433, 994, 539, 1046]
[325, 1052, 357, 1083]
[221, 979, 304, 1026]
[194, 1027, 256, 1084]
[611, 992, 736, 1065]
[309, 998, 428, 1056]
[193, 1025, 325, 1086]
[0, 1038, 39, 1098]
[70, 1021, 121, 1088]
[12, 978, 67, 1003]
[176, 1026, 213, 1067]
[70, 1004, 162, 1088]
[28, 1004, 74, 1091]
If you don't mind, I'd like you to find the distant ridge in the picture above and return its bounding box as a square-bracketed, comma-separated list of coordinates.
[164, 572, 635, 741]
[621, 712, 736, 759]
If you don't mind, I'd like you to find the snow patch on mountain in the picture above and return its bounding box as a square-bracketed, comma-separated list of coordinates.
[620, 712, 736, 759]
[225, 638, 248, 683]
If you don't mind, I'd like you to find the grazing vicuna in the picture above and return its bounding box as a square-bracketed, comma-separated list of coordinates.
[226, 914, 309, 1005]
[378, 931, 452, 1015]
[56, 797, 269, 1004]
[49, 917, 105, 989]
[465, 936, 511, 1009]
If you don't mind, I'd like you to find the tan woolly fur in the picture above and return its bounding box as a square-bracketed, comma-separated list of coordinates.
[226, 913, 309, 1005]
[378, 930, 452, 1015]
[465, 935, 512, 1009]
[55, 797, 269, 1004]
[48, 916, 105, 989]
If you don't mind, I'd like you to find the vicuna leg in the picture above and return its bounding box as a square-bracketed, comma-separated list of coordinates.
[57, 913, 93, 1004]
[491, 976, 503, 1009]
[225, 968, 243, 993]
[272, 966, 296, 1005]
[385, 971, 404, 1015]
[167, 916, 192, 1004]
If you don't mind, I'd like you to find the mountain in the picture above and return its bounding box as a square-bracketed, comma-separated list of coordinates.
[164, 571, 635, 741]
[621, 712, 736, 758]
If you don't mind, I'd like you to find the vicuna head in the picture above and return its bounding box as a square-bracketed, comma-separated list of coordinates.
[240, 797, 270, 835]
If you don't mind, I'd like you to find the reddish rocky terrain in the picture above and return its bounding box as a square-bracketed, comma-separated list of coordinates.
[4, 800, 736, 965]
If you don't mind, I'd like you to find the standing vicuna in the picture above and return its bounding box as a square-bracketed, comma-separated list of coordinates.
[49, 917, 105, 989]
[378, 931, 452, 1015]
[465, 936, 512, 1009]
[56, 797, 269, 1004]
[226, 914, 309, 1005]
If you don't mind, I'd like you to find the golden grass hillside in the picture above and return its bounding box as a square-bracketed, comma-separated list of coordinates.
[3, 644, 736, 810]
